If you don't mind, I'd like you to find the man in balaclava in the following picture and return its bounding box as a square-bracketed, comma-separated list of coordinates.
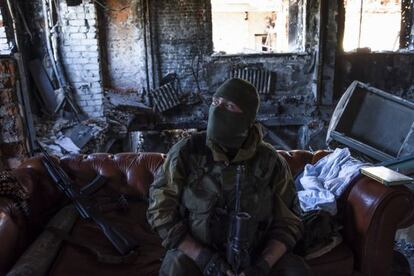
[148, 78, 311, 276]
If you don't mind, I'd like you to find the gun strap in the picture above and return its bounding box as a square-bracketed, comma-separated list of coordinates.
[46, 226, 139, 264]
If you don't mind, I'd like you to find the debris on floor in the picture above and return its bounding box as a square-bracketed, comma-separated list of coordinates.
[35, 116, 116, 157]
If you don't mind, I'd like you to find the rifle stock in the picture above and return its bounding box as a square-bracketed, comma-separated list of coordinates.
[91, 211, 138, 255]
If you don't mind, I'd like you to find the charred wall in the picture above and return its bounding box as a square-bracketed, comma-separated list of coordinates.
[151, 0, 322, 96]
[99, 0, 147, 92]
[0, 58, 29, 169]
[335, 53, 414, 101]
[20, 0, 328, 113]
[16, 0, 339, 151]
[19, 0, 104, 117]
[59, 1, 104, 117]
[145, 0, 324, 127]
[333, 0, 414, 103]
[1, 0, 413, 154]
[152, 0, 213, 94]
[85, 0, 331, 150]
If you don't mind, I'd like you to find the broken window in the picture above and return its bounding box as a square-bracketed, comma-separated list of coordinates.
[343, 0, 413, 52]
[211, 0, 306, 55]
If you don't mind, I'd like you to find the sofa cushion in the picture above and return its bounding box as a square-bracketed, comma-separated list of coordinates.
[6, 151, 413, 276]
[60, 153, 165, 198]
[48, 201, 164, 276]
[308, 242, 354, 276]
[277, 150, 314, 177]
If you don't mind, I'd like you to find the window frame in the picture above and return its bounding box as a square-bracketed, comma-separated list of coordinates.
[342, 0, 414, 53]
[210, 0, 309, 57]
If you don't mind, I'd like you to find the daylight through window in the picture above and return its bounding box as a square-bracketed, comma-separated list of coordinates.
[343, 0, 402, 52]
[211, 0, 306, 55]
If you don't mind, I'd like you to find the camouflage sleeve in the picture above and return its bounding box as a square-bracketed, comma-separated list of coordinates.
[267, 153, 304, 251]
[147, 138, 190, 249]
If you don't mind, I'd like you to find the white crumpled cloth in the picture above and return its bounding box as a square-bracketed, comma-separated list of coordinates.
[295, 148, 368, 215]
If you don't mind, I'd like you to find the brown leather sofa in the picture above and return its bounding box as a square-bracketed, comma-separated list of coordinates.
[1, 150, 413, 276]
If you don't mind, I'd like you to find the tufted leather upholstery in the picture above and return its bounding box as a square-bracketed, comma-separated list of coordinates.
[0, 150, 413, 276]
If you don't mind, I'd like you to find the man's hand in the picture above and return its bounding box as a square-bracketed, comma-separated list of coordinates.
[240, 240, 286, 276]
[239, 256, 270, 276]
[195, 248, 233, 276]
[177, 234, 233, 275]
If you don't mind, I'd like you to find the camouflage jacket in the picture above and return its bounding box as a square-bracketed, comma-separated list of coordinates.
[147, 125, 303, 253]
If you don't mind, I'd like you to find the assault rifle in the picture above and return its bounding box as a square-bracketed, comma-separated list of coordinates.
[226, 165, 251, 274]
[37, 142, 138, 255]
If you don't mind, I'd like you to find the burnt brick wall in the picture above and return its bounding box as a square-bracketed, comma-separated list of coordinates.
[152, 0, 319, 113]
[99, 0, 146, 92]
[333, 1, 414, 103]
[22, 0, 334, 149]
[0, 58, 29, 169]
[59, 0, 104, 117]
[335, 53, 414, 101]
[153, 0, 213, 94]
[20, 0, 104, 117]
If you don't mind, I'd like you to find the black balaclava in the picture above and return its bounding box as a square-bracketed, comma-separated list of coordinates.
[206, 78, 260, 150]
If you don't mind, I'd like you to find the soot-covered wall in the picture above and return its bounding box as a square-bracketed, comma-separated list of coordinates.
[333, 1, 414, 102]
[335, 53, 414, 101]
[99, 0, 147, 92]
[20, 0, 340, 149]
[97, 0, 324, 96]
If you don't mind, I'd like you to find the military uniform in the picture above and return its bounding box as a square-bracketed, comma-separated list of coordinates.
[147, 126, 307, 275]
[147, 78, 310, 275]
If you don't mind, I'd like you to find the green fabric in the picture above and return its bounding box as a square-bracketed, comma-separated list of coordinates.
[206, 78, 260, 150]
[160, 251, 312, 276]
[206, 124, 261, 164]
[147, 130, 303, 252]
[214, 78, 260, 122]
[160, 249, 202, 276]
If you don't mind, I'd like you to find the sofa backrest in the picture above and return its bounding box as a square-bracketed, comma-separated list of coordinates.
[1, 150, 323, 273]
[0, 152, 165, 273]
[18, 152, 165, 219]
[3, 149, 414, 276]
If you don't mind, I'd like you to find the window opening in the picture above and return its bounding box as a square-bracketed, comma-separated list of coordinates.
[343, 0, 404, 51]
[211, 0, 306, 55]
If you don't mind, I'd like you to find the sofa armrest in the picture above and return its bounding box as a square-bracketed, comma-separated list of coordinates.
[0, 166, 63, 274]
[0, 197, 29, 274]
[343, 176, 414, 276]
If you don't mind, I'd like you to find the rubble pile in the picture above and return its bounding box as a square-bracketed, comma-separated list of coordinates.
[34, 116, 114, 156]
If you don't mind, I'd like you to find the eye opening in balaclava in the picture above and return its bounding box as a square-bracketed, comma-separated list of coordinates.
[206, 78, 260, 150]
